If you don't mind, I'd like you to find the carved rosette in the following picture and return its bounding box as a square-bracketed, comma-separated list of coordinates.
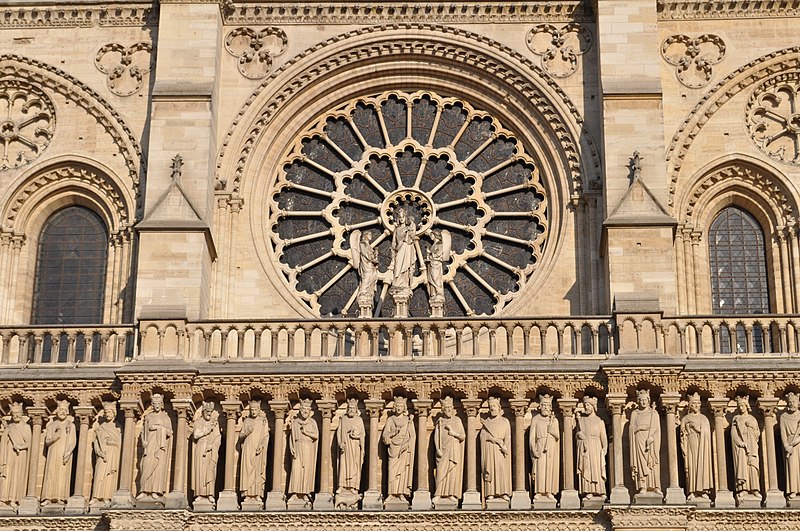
[526, 23, 591, 78]
[747, 72, 800, 165]
[94, 42, 154, 97]
[224, 27, 287, 79]
[661, 34, 725, 89]
[0, 79, 55, 170]
[268, 90, 549, 317]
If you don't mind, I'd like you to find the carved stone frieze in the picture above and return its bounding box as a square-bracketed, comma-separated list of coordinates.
[526, 24, 592, 79]
[0, 4, 157, 28]
[95, 43, 154, 97]
[661, 34, 725, 89]
[224, 27, 287, 79]
[658, 0, 800, 20]
[0, 79, 55, 170]
[746, 71, 800, 165]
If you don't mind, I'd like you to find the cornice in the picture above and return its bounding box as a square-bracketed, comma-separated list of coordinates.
[0, 3, 158, 29]
[658, 0, 800, 20]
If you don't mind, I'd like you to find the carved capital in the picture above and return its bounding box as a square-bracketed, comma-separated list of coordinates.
[412, 399, 433, 417]
[364, 399, 385, 418]
[708, 397, 731, 418]
[316, 399, 338, 419]
[221, 400, 242, 418]
[758, 397, 780, 418]
[26, 406, 48, 425]
[557, 397, 578, 419]
[74, 405, 95, 424]
[461, 398, 483, 417]
[508, 398, 530, 417]
[606, 394, 626, 416]
[660, 394, 681, 416]
[269, 400, 290, 419]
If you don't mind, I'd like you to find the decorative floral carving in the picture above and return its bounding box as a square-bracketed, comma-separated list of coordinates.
[661, 34, 725, 88]
[526, 23, 591, 78]
[0, 79, 55, 170]
[224, 27, 287, 79]
[95, 42, 154, 97]
[747, 72, 800, 165]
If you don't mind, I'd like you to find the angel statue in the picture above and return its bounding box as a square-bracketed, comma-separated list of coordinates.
[350, 230, 379, 317]
[425, 230, 451, 316]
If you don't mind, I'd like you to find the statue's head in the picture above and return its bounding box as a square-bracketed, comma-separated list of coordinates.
[431, 230, 442, 243]
[201, 401, 214, 420]
[539, 394, 553, 416]
[636, 388, 651, 409]
[299, 398, 312, 418]
[151, 393, 164, 412]
[393, 396, 407, 415]
[688, 393, 702, 413]
[10, 402, 23, 421]
[346, 398, 359, 417]
[248, 399, 262, 418]
[55, 400, 70, 420]
[441, 396, 455, 418]
[788, 392, 800, 412]
[102, 400, 117, 421]
[487, 396, 502, 416]
[583, 395, 597, 414]
[361, 231, 373, 244]
[735, 395, 751, 413]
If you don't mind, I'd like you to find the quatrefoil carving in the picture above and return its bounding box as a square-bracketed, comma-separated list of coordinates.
[224, 27, 288, 80]
[94, 42, 154, 97]
[526, 23, 591, 78]
[661, 34, 726, 89]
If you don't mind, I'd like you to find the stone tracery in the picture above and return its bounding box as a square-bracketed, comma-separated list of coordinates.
[0, 80, 55, 170]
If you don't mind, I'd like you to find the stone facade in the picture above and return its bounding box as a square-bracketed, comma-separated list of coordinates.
[2, 0, 800, 530]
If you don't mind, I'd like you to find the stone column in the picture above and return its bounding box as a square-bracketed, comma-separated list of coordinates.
[461, 398, 482, 510]
[218, 400, 242, 511]
[18, 407, 46, 515]
[111, 401, 139, 508]
[266, 400, 290, 510]
[315, 400, 337, 510]
[66, 406, 95, 514]
[759, 397, 786, 508]
[661, 394, 686, 505]
[709, 398, 735, 508]
[363, 399, 384, 510]
[558, 398, 580, 509]
[411, 399, 433, 510]
[165, 399, 192, 509]
[607, 396, 630, 505]
[509, 398, 531, 509]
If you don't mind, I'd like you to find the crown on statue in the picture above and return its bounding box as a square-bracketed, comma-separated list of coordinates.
[102, 400, 117, 410]
[299, 398, 313, 408]
[735, 395, 750, 406]
[394, 395, 407, 405]
[539, 394, 553, 406]
[787, 392, 799, 402]
[487, 396, 501, 407]
[151, 393, 164, 404]
[347, 397, 359, 407]
[636, 388, 650, 400]
[249, 398, 262, 408]
[583, 395, 598, 407]
[440, 396, 454, 407]
[56, 399, 70, 411]
[688, 392, 701, 404]
[10, 402, 23, 414]
[202, 401, 215, 412]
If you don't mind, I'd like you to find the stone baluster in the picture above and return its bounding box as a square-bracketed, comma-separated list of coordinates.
[759, 397, 786, 508]
[607, 395, 630, 504]
[111, 400, 140, 509]
[461, 398, 482, 510]
[509, 398, 531, 509]
[18, 407, 46, 515]
[165, 399, 192, 509]
[558, 398, 580, 509]
[66, 406, 95, 514]
[266, 400, 290, 510]
[709, 398, 735, 508]
[661, 394, 686, 505]
[218, 400, 242, 511]
[363, 399, 384, 510]
[412, 398, 433, 510]
[315, 399, 337, 510]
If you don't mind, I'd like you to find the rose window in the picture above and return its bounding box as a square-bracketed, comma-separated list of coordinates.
[269, 91, 548, 317]
[747, 73, 800, 165]
[0, 80, 55, 170]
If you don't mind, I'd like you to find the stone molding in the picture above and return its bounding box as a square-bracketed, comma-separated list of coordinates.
[658, 0, 800, 20]
[0, 3, 157, 28]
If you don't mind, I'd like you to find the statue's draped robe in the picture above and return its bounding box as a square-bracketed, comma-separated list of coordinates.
[0, 419, 31, 505]
[140, 410, 173, 495]
[480, 415, 512, 498]
[392, 222, 416, 289]
[629, 407, 661, 491]
[358, 240, 378, 302]
[426, 241, 444, 300]
[239, 415, 270, 497]
[336, 414, 365, 491]
[288, 416, 318, 495]
[576, 414, 607, 496]
[92, 419, 122, 501]
[680, 412, 712, 495]
[383, 413, 415, 497]
[42, 416, 76, 502]
[192, 416, 221, 497]
[731, 412, 760, 492]
[529, 414, 560, 496]
[781, 410, 800, 496]
[433, 415, 464, 499]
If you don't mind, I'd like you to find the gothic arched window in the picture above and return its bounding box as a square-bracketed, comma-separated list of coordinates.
[32, 206, 108, 325]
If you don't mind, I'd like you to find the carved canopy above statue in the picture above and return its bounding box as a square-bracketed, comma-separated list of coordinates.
[268, 90, 549, 317]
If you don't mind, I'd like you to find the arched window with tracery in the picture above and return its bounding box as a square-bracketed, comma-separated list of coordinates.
[708, 206, 770, 352]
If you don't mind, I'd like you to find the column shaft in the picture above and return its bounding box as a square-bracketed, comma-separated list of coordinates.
[19, 408, 45, 515]
[412, 399, 432, 510]
[558, 398, 580, 509]
[509, 399, 530, 509]
[461, 399, 482, 510]
[266, 401, 289, 509]
[314, 400, 336, 510]
[608, 398, 630, 504]
[760, 398, 786, 508]
[66, 408, 93, 514]
[662, 396, 686, 504]
[362, 400, 384, 510]
[218, 401, 241, 511]
[710, 399, 735, 508]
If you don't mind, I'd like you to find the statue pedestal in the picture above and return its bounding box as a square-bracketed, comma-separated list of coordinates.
[788, 497, 800, 509]
[582, 494, 605, 510]
[265, 491, 285, 510]
[433, 497, 458, 510]
[362, 490, 383, 511]
[484, 497, 510, 510]
[390, 287, 411, 318]
[286, 494, 312, 510]
[429, 297, 444, 318]
[110, 490, 135, 509]
[510, 490, 531, 509]
[40, 502, 65, 515]
[164, 490, 188, 509]
[383, 495, 410, 511]
[411, 489, 432, 510]
[736, 492, 762, 509]
[559, 489, 581, 509]
[461, 490, 482, 510]
[665, 487, 686, 505]
[714, 489, 735, 508]
[633, 491, 663, 505]
[65, 495, 87, 515]
[240, 498, 264, 511]
[687, 495, 711, 509]
[532, 495, 556, 510]
[0, 503, 16, 516]
[610, 486, 630, 505]
[135, 495, 166, 510]
[192, 497, 215, 512]
[334, 490, 361, 510]
[313, 492, 334, 510]
[358, 301, 373, 318]
[217, 490, 239, 511]
[765, 489, 787, 508]
[18, 496, 40, 515]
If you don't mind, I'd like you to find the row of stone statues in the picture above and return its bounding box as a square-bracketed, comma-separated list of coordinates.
[2, 391, 800, 513]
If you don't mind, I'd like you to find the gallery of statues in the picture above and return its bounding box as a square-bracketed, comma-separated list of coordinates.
[3, 0, 800, 529]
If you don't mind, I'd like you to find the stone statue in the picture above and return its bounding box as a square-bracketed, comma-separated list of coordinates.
[0, 402, 31, 510]
[576, 396, 607, 500]
[731, 395, 760, 502]
[781, 392, 800, 500]
[41, 400, 76, 506]
[390, 208, 417, 292]
[480, 396, 512, 503]
[238, 399, 270, 504]
[137, 393, 173, 502]
[680, 393, 712, 501]
[425, 230, 451, 304]
[529, 394, 560, 502]
[351, 230, 379, 313]
[629, 389, 661, 495]
[336, 398, 365, 508]
[90, 401, 121, 508]
[287, 398, 318, 507]
[433, 396, 465, 505]
[192, 401, 221, 508]
[382, 396, 415, 503]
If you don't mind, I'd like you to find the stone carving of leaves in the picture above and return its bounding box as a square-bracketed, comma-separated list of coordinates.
[224, 27, 287, 80]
